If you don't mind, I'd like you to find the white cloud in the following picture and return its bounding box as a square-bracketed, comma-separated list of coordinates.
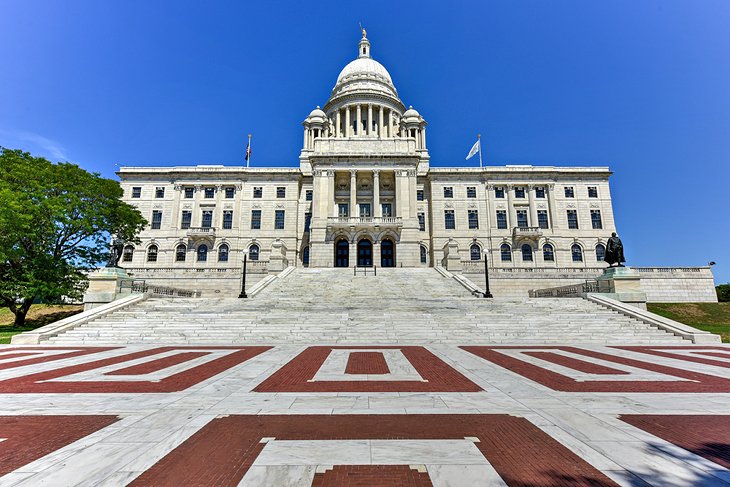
[0, 129, 69, 161]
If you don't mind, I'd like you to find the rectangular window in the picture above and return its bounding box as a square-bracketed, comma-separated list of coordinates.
[181, 211, 192, 229]
[304, 212, 311, 232]
[251, 210, 261, 229]
[184, 187, 194, 199]
[468, 209, 479, 229]
[151, 210, 162, 229]
[222, 210, 233, 229]
[225, 187, 235, 199]
[338, 203, 349, 218]
[516, 209, 528, 228]
[537, 210, 549, 229]
[496, 210, 507, 229]
[564, 186, 574, 198]
[567, 210, 579, 229]
[418, 212, 426, 231]
[495, 187, 505, 199]
[416, 189, 424, 201]
[443, 187, 453, 198]
[444, 210, 455, 230]
[201, 210, 213, 228]
[591, 209, 603, 229]
[359, 203, 371, 217]
[305, 190, 313, 201]
[276, 187, 286, 198]
[515, 187, 525, 198]
[155, 187, 165, 198]
[253, 187, 262, 198]
[204, 187, 215, 198]
[131, 187, 141, 198]
[381, 203, 392, 218]
[466, 186, 477, 198]
[535, 187, 545, 198]
[588, 186, 598, 198]
[274, 209, 285, 229]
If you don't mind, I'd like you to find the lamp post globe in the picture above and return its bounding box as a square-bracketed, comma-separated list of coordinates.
[239, 249, 249, 298]
[482, 249, 493, 298]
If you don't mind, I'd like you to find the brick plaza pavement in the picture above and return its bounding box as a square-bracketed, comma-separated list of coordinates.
[0, 344, 729, 486]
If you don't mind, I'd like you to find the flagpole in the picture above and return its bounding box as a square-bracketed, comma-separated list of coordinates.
[247, 134, 252, 168]
[478, 133, 482, 168]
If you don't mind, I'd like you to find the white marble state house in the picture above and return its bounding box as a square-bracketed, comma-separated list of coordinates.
[117, 32, 717, 301]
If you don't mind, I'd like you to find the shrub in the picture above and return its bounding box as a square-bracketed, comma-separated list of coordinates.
[717, 284, 730, 302]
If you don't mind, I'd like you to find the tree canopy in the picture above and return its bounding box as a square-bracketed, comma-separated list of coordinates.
[0, 148, 146, 326]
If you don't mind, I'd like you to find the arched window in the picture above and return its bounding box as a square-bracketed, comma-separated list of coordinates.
[595, 243, 606, 262]
[470, 244, 481, 261]
[146, 245, 158, 263]
[218, 244, 229, 262]
[500, 243, 512, 262]
[175, 244, 187, 262]
[543, 243, 555, 262]
[571, 244, 583, 262]
[420, 245, 427, 264]
[197, 244, 208, 262]
[302, 246, 310, 267]
[521, 244, 533, 262]
[249, 244, 260, 261]
[122, 245, 134, 262]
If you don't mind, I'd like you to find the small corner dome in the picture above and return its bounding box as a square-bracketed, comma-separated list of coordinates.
[308, 106, 327, 120]
[403, 106, 420, 118]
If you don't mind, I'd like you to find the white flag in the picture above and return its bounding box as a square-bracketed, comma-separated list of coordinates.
[465, 139, 480, 160]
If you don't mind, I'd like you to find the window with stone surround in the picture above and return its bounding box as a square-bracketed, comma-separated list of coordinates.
[418, 213, 426, 231]
[275, 210, 285, 229]
[417, 189, 424, 201]
[381, 203, 392, 217]
[151, 211, 162, 230]
[521, 244, 533, 262]
[516, 209, 528, 228]
[155, 187, 165, 198]
[468, 210, 479, 229]
[564, 186, 575, 198]
[147, 245, 158, 262]
[304, 213, 311, 232]
[596, 243, 606, 261]
[175, 244, 186, 262]
[420, 245, 427, 264]
[543, 243, 555, 262]
[500, 243, 512, 262]
[444, 210, 455, 229]
[122, 245, 134, 262]
[567, 210, 579, 229]
[443, 187, 454, 198]
[225, 187, 235, 199]
[338, 204, 349, 218]
[204, 187, 215, 198]
[496, 210, 507, 229]
[467, 187, 477, 198]
[184, 187, 194, 199]
[537, 210, 549, 229]
[201, 210, 213, 229]
[495, 187, 505, 198]
[253, 187, 263, 198]
[131, 187, 141, 198]
[359, 203, 371, 217]
[535, 187, 546, 198]
[515, 187, 525, 198]
[197, 244, 208, 262]
[222, 211, 233, 230]
[181, 211, 192, 229]
[250, 210, 260, 229]
[571, 244, 583, 262]
[588, 186, 598, 198]
[276, 187, 286, 198]
[249, 244, 260, 261]
[470, 244, 481, 261]
[590, 210, 603, 229]
[218, 244, 229, 262]
[305, 190, 313, 201]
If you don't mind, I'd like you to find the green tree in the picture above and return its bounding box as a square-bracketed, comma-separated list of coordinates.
[0, 148, 146, 326]
[717, 284, 730, 302]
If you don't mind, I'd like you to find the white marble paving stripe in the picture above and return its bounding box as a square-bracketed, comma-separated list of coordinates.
[311, 348, 424, 382]
[599, 347, 730, 379]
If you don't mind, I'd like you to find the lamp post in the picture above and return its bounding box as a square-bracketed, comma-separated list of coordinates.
[482, 249, 493, 298]
[239, 249, 249, 298]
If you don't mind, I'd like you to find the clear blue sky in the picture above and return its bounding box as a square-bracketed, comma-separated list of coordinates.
[1, 1, 728, 283]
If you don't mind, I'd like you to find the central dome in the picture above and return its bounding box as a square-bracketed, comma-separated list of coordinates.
[335, 58, 393, 87]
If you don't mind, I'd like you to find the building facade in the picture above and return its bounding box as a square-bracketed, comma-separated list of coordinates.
[116, 32, 717, 301]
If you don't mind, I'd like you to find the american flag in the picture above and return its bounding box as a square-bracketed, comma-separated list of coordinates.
[245, 134, 252, 166]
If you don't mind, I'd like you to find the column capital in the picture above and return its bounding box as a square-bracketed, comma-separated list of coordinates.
[350, 169, 357, 177]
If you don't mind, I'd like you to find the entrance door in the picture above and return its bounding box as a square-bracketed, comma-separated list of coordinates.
[335, 239, 349, 267]
[381, 239, 395, 267]
[357, 239, 372, 267]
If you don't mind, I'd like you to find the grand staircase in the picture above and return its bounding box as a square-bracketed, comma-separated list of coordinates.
[47, 268, 686, 344]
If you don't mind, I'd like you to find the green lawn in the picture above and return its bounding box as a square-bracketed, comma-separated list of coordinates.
[0, 304, 83, 344]
[648, 302, 730, 343]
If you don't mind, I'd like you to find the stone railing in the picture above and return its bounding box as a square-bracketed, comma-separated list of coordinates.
[118, 279, 201, 298]
[186, 226, 216, 238]
[529, 279, 611, 298]
[327, 216, 403, 227]
[512, 226, 543, 238]
[312, 137, 417, 156]
[461, 260, 482, 272]
[632, 267, 712, 278]
[124, 262, 270, 275]
[248, 260, 269, 273]
[462, 266, 606, 276]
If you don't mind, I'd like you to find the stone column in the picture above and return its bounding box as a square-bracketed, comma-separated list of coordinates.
[329, 170, 337, 218]
[350, 170, 358, 218]
[546, 184, 556, 231]
[373, 170, 381, 218]
[367, 104, 373, 136]
[356, 105, 362, 135]
[528, 185, 538, 227]
[420, 127, 426, 148]
[303, 127, 308, 147]
[345, 106, 351, 137]
[505, 184, 514, 229]
[335, 110, 341, 137]
[378, 106, 384, 138]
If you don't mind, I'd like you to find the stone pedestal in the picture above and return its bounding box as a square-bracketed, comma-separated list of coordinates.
[83, 267, 132, 311]
[443, 239, 462, 273]
[268, 239, 288, 274]
[596, 266, 647, 309]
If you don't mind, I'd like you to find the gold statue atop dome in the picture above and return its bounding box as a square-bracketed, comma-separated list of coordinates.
[359, 23, 367, 38]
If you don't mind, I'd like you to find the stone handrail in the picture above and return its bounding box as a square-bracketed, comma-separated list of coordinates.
[529, 279, 611, 298]
[119, 279, 201, 298]
[328, 216, 402, 225]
